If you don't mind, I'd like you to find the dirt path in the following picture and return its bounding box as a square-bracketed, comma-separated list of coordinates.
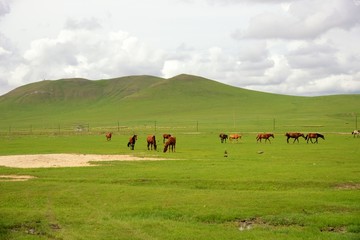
[0, 154, 163, 169]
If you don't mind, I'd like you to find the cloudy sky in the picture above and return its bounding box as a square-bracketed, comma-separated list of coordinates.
[0, 0, 359, 96]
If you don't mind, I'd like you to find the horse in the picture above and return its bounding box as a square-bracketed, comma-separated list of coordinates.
[164, 136, 176, 153]
[229, 134, 241, 142]
[305, 133, 325, 143]
[147, 135, 157, 151]
[219, 133, 228, 143]
[105, 132, 112, 141]
[285, 132, 305, 143]
[352, 130, 360, 138]
[127, 134, 137, 150]
[163, 134, 171, 143]
[256, 133, 274, 144]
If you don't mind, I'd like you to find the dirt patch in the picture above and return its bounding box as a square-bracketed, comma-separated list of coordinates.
[0, 154, 163, 169]
[0, 175, 36, 181]
[335, 183, 360, 190]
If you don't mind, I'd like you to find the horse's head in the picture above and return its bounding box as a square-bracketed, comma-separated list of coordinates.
[270, 134, 274, 138]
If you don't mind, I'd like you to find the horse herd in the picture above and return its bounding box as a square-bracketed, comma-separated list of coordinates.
[219, 132, 326, 144]
[106, 133, 176, 153]
[104, 130, 359, 153]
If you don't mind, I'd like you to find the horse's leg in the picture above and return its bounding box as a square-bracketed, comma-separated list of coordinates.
[287, 137, 290, 143]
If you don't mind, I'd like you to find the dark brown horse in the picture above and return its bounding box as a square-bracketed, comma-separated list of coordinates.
[229, 134, 241, 142]
[305, 133, 325, 143]
[219, 133, 228, 143]
[147, 135, 157, 151]
[285, 132, 305, 143]
[256, 133, 274, 143]
[164, 136, 176, 153]
[127, 134, 137, 150]
[105, 132, 112, 141]
[163, 134, 171, 143]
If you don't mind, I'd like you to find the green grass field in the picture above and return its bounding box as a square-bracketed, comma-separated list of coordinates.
[1, 132, 359, 240]
[0, 75, 359, 239]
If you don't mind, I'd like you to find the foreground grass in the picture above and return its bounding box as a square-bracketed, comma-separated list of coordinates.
[0, 132, 359, 239]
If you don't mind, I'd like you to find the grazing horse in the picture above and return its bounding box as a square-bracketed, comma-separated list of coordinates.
[164, 136, 176, 153]
[229, 134, 241, 142]
[105, 132, 112, 141]
[256, 133, 274, 144]
[305, 133, 325, 143]
[352, 130, 360, 138]
[219, 133, 228, 143]
[127, 134, 137, 150]
[147, 135, 157, 151]
[163, 134, 172, 143]
[285, 132, 305, 143]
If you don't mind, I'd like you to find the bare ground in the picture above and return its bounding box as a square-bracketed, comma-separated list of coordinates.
[0, 153, 163, 169]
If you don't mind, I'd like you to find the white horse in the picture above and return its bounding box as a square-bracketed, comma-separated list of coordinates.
[352, 130, 360, 138]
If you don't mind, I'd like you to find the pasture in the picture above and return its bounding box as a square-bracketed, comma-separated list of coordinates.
[0, 131, 359, 240]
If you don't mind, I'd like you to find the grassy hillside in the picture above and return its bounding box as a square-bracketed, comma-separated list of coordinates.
[0, 75, 359, 239]
[0, 74, 359, 133]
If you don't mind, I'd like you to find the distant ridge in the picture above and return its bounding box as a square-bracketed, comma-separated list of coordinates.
[0, 74, 359, 129]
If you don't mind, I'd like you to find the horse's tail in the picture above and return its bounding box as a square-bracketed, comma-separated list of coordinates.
[127, 142, 131, 147]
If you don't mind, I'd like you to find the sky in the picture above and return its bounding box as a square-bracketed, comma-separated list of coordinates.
[0, 0, 359, 96]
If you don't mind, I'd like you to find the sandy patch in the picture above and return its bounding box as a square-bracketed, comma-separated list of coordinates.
[0, 175, 36, 181]
[0, 154, 163, 168]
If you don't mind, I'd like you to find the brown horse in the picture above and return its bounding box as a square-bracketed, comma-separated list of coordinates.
[147, 135, 157, 151]
[305, 133, 325, 143]
[164, 136, 176, 153]
[163, 134, 171, 143]
[229, 134, 241, 142]
[256, 133, 274, 143]
[285, 132, 305, 143]
[105, 132, 112, 141]
[219, 133, 228, 143]
[127, 134, 137, 150]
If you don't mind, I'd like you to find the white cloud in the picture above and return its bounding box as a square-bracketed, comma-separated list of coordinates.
[0, 0, 10, 17]
[0, 0, 359, 96]
[20, 27, 165, 81]
[237, 0, 360, 40]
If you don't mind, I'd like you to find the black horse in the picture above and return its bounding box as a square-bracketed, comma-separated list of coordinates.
[219, 133, 228, 143]
[127, 135, 137, 150]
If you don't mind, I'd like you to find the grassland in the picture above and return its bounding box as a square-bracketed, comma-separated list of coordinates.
[0, 75, 359, 239]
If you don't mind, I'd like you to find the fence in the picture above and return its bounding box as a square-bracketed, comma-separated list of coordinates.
[0, 116, 357, 136]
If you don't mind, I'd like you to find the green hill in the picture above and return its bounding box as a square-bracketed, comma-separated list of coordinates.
[0, 74, 359, 133]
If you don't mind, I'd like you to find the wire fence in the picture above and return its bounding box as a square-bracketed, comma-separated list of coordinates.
[0, 116, 357, 136]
